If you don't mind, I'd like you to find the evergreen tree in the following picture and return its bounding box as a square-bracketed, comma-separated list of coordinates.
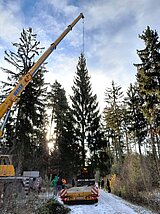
[124, 83, 147, 156]
[134, 26, 160, 176]
[0, 28, 49, 175]
[124, 83, 153, 189]
[48, 80, 77, 178]
[48, 80, 69, 144]
[70, 54, 101, 168]
[104, 81, 124, 166]
[134, 26, 160, 125]
[60, 109, 80, 178]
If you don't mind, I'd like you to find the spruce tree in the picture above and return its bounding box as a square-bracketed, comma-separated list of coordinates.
[70, 54, 101, 168]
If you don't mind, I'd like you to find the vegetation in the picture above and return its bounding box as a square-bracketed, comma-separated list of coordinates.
[107, 26, 160, 213]
[37, 198, 70, 214]
[70, 53, 102, 169]
[47, 80, 77, 178]
[0, 194, 70, 214]
[0, 26, 159, 212]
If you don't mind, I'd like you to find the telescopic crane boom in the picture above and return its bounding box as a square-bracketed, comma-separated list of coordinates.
[0, 13, 84, 136]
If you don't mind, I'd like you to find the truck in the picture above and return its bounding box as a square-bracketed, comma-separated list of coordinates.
[60, 167, 99, 204]
[0, 13, 84, 200]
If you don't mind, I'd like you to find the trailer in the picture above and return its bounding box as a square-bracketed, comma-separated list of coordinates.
[60, 167, 99, 204]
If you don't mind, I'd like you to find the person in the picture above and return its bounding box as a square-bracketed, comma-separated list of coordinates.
[101, 178, 104, 189]
[62, 178, 67, 189]
[57, 177, 63, 194]
[72, 178, 75, 187]
[107, 178, 111, 193]
[52, 175, 59, 195]
[98, 178, 101, 188]
[37, 176, 43, 194]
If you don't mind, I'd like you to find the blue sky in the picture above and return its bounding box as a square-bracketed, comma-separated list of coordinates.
[0, 0, 160, 110]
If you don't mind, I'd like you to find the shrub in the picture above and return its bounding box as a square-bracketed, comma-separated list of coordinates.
[111, 154, 152, 198]
[37, 198, 70, 214]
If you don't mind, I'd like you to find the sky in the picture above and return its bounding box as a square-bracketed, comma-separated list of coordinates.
[0, 0, 160, 110]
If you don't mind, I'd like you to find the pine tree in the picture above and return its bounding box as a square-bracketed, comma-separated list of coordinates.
[70, 54, 101, 168]
[0, 28, 49, 175]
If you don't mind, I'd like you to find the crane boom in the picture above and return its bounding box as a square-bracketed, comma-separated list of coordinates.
[0, 13, 84, 123]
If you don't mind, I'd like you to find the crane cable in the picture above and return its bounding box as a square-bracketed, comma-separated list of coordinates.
[82, 18, 85, 55]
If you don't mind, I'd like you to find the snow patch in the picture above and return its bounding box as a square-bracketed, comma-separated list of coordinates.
[68, 189, 156, 214]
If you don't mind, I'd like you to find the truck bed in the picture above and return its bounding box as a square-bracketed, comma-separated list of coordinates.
[67, 185, 92, 193]
[60, 185, 99, 204]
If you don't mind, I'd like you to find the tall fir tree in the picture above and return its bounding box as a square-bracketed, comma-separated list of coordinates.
[70, 54, 101, 168]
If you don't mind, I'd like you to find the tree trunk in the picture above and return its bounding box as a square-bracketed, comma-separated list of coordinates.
[151, 132, 160, 177]
[125, 131, 130, 155]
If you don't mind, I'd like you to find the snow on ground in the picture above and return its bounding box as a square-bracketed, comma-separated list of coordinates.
[67, 189, 156, 214]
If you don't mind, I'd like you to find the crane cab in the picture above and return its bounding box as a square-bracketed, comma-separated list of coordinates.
[0, 155, 15, 176]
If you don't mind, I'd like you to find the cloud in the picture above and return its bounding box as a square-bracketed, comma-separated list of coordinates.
[45, 53, 77, 92]
[81, 0, 156, 91]
[44, 0, 79, 17]
[0, 0, 23, 43]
